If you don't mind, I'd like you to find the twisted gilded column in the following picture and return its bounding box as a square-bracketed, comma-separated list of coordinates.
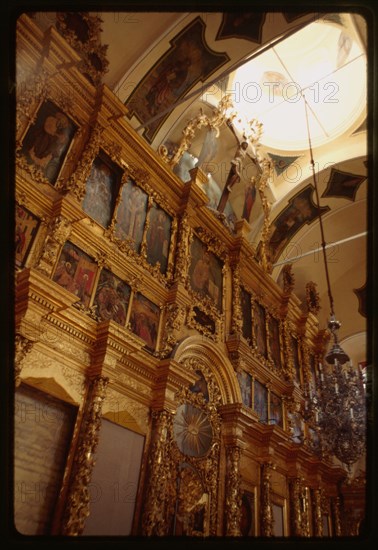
[289, 477, 303, 536]
[62, 375, 109, 535]
[260, 462, 274, 536]
[312, 487, 323, 537]
[230, 265, 243, 335]
[331, 496, 342, 536]
[224, 446, 242, 536]
[141, 409, 173, 536]
[289, 477, 310, 536]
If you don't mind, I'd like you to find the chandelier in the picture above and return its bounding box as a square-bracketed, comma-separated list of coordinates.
[302, 96, 366, 470]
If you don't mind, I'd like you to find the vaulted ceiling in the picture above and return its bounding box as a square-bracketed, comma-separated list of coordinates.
[32, 11, 368, 363]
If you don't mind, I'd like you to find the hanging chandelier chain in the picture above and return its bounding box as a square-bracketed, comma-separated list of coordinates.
[303, 94, 335, 317]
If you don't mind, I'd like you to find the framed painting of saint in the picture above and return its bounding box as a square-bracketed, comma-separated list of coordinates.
[268, 316, 282, 369]
[145, 203, 172, 274]
[237, 370, 252, 408]
[93, 269, 131, 326]
[15, 204, 40, 268]
[21, 99, 76, 184]
[241, 287, 252, 342]
[253, 301, 267, 359]
[53, 241, 98, 307]
[82, 151, 122, 228]
[129, 293, 160, 351]
[188, 236, 223, 311]
[269, 392, 283, 428]
[253, 379, 268, 423]
[114, 177, 148, 252]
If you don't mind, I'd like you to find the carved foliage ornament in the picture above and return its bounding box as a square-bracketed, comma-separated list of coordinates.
[62, 375, 109, 535]
[56, 12, 109, 86]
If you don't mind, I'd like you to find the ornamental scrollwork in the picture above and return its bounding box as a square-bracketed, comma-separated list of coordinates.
[159, 303, 187, 359]
[159, 94, 236, 169]
[305, 281, 320, 315]
[61, 122, 103, 199]
[281, 263, 295, 296]
[35, 215, 72, 277]
[14, 334, 34, 386]
[174, 213, 191, 285]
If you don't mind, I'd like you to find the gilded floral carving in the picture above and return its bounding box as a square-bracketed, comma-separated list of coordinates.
[62, 375, 109, 535]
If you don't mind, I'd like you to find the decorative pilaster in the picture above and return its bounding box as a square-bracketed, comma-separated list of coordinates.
[224, 445, 242, 536]
[312, 487, 323, 537]
[141, 409, 173, 536]
[62, 375, 109, 536]
[14, 334, 34, 387]
[260, 462, 274, 536]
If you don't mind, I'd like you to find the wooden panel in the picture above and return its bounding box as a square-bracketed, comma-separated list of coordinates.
[82, 419, 145, 536]
[14, 383, 77, 535]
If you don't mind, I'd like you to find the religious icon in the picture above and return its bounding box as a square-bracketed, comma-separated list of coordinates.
[21, 100, 76, 184]
[270, 392, 283, 427]
[253, 301, 267, 358]
[269, 316, 282, 369]
[217, 120, 259, 214]
[93, 269, 130, 326]
[253, 379, 268, 423]
[242, 177, 257, 222]
[53, 241, 98, 308]
[145, 204, 172, 273]
[129, 293, 160, 351]
[241, 287, 252, 341]
[82, 152, 122, 228]
[237, 370, 252, 408]
[15, 205, 40, 267]
[188, 236, 223, 311]
[114, 178, 148, 252]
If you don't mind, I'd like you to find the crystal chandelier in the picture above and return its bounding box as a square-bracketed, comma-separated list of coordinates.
[302, 96, 366, 470]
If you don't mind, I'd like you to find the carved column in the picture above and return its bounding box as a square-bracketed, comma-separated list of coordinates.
[331, 496, 342, 536]
[289, 477, 303, 536]
[173, 213, 191, 285]
[61, 375, 109, 536]
[141, 409, 173, 536]
[224, 445, 242, 536]
[230, 265, 243, 335]
[14, 334, 34, 387]
[300, 485, 311, 537]
[312, 487, 323, 537]
[260, 462, 274, 536]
